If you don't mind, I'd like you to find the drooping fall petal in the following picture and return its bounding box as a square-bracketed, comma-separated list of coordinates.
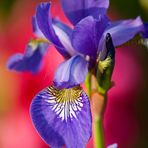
[30, 86, 92, 148]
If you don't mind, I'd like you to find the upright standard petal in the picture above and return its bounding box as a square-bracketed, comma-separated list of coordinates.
[52, 18, 72, 38]
[30, 86, 92, 148]
[72, 16, 108, 57]
[36, 2, 71, 58]
[61, 0, 109, 25]
[7, 39, 49, 73]
[52, 19, 76, 56]
[54, 55, 88, 88]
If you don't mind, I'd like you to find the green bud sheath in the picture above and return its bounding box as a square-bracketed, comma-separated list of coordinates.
[96, 33, 115, 95]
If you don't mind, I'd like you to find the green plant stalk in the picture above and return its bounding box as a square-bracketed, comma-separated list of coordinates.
[93, 33, 115, 148]
[93, 116, 105, 148]
[85, 71, 92, 97]
[85, 74, 107, 148]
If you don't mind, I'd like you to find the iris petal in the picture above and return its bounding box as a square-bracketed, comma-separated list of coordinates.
[98, 17, 144, 60]
[99, 17, 144, 48]
[32, 16, 45, 38]
[72, 16, 108, 57]
[61, 0, 109, 25]
[36, 2, 71, 59]
[107, 17, 144, 46]
[52, 18, 72, 38]
[7, 39, 49, 73]
[30, 86, 92, 148]
[52, 19, 76, 56]
[54, 55, 88, 89]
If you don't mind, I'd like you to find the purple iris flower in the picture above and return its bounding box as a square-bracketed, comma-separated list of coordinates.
[34, 1, 145, 89]
[30, 33, 114, 148]
[7, 39, 49, 73]
[7, 0, 147, 148]
[7, 17, 50, 73]
[29, 0, 146, 147]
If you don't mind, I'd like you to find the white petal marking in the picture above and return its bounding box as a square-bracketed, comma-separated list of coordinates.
[53, 25, 76, 56]
[45, 86, 84, 121]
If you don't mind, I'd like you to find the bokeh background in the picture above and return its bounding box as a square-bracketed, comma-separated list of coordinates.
[0, 0, 148, 148]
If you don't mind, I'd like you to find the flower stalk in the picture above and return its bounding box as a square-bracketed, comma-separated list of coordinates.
[90, 76, 107, 148]
[93, 115, 105, 148]
[91, 91, 106, 148]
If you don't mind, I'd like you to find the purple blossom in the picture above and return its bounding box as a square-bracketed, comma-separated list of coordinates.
[7, 39, 49, 73]
[35, 2, 144, 88]
[30, 32, 114, 148]
[7, 16, 50, 73]
[31, 1, 145, 147]
[7, 0, 147, 148]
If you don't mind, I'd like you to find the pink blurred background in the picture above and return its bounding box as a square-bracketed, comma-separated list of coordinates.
[0, 0, 148, 148]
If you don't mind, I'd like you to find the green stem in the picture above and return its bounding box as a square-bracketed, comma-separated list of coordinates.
[85, 73, 108, 148]
[85, 71, 92, 97]
[93, 93, 107, 148]
[93, 116, 105, 148]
